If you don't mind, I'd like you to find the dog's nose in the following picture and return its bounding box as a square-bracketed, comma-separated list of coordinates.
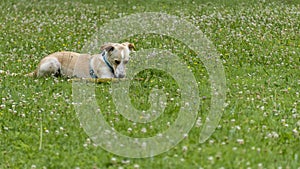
[117, 74, 125, 78]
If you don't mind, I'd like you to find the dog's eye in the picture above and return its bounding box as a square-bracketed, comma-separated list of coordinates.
[114, 60, 121, 64]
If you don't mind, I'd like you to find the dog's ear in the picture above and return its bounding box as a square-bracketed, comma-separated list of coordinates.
[100, 43, 114, 51]
[128, 43, 135, 51]
[101, 45, 115, 53]
[122, 42, 135, 51]
[104, 45, 114, 53]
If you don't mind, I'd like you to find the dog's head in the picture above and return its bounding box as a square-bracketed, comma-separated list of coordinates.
[101, 42, 135, 78]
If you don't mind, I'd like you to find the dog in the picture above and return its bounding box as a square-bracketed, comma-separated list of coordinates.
[27, 42, 135, 78]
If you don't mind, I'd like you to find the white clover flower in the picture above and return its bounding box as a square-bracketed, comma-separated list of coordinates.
[208, 156, 213, 161]
[195, 117, 202, 127]
[111, 157, 117, 163]
[237, 139, 244, 144]
[182, 145, 188, 152]
[122, 159, 130, 164]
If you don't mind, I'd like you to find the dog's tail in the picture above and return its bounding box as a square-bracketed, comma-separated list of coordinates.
[25, 70, 37, 77]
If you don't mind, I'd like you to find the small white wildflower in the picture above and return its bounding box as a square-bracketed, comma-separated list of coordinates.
[111, 157, 117, 163]
[266, 133, 272, 138]
[141, 142, 147, 149]
[296, 120, 300, 126]
[195, 117, 202, 127]
[182, 145, 188, 152]
[237, 139, 244, 144]
[0, 104, 5, 109]
[293, 128, 298, 135]
[257, 148, 261, 152]
[133, 164, 140, 169]
[127, 127, 132, 133]
[166, 121, 171, 126]
[141, 128, 147, 133]
[292, 113, 298, 119]
[122, 159, 130, 164]
[183, 133, 188, 138]
[272, 132, 279, 138]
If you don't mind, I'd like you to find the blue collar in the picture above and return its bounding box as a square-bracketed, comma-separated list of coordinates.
[102, 51, 114, 74]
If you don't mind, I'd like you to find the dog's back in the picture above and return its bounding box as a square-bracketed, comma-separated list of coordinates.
[27, 52, 91, 78]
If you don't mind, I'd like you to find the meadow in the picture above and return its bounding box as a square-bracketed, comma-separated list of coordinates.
[0, 0, 299, 168]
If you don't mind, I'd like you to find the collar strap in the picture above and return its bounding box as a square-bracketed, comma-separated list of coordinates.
[102, 51, 114, 74]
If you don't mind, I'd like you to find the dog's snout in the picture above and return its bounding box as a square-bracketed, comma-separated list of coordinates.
[117, 74, 125, 78]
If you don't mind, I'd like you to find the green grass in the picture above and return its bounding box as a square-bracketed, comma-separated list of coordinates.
[1, 0, 300, 168]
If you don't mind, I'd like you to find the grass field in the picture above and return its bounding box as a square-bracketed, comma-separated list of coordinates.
[1, 0, 300, 168]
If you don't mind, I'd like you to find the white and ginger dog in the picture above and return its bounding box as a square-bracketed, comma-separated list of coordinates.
[27, 42, 135, 78]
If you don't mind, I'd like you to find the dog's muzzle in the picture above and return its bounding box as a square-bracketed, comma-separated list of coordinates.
[116, 74, 125, 78]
